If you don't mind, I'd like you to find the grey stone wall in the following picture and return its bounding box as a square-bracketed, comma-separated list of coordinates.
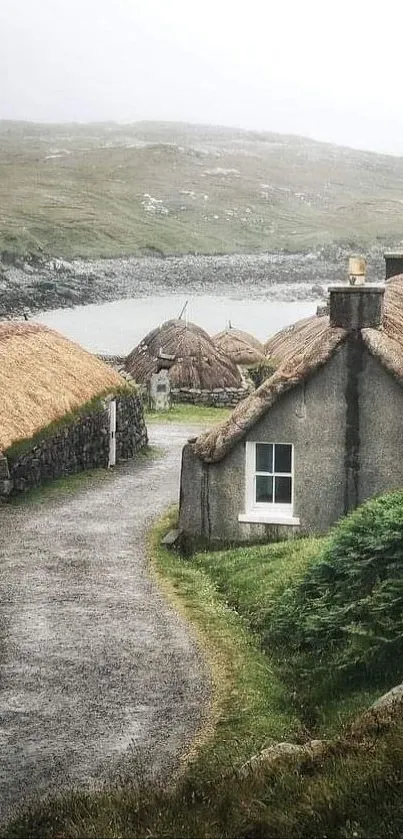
[4, 392, 147, 494]
[179, 340, 403, 548]
[96, 354, 127, 368]
[171, 386, 248, 407]
[115, 392, 148, 460]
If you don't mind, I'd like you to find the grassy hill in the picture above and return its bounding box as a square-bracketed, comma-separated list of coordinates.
[1, 120, 403, 259]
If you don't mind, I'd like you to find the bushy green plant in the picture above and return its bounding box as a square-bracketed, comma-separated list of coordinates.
[267, 491, 403, 694]
[247, 358, 278, 388]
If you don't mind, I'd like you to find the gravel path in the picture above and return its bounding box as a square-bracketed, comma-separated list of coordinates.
[0, 423, 209, 827]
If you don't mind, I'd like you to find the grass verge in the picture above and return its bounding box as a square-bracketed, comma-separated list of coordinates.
[149, 508, 303, 772]
[191, 538, 381, 736]
[145, 403, 232, 425]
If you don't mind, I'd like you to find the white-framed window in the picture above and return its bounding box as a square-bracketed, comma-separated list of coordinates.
[239, 441, 300, 525]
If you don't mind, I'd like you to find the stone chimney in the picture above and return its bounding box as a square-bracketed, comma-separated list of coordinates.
[329, 257, 385, 330]
[384, 252, 403, 280]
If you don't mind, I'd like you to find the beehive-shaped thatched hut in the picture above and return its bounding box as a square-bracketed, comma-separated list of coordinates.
[264, 314, 328, 367]
[0, 322, 147, 493]
[213, 326, 265, 366]
[125, 318, 243, 390]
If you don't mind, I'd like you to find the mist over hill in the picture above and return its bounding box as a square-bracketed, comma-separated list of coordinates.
[1, 121, 403, 260]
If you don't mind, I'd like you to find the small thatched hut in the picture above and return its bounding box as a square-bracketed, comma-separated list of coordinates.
[213, 326, 265, 366]
[264, 314, 327, 367]
[125, 319, 245, 404]
[0, 322, 147, 493]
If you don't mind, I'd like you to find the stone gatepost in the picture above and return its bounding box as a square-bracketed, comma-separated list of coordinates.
[149, 369, 171, 411]
[0, 453, 12, 497]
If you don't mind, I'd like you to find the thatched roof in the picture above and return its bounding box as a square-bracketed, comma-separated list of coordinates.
[213, 327, 265, 366]
[125, 318, 242, 389]
[194, 275, 403, 463]
[264, 314, 329, 364]
[0, 322, 125, 451]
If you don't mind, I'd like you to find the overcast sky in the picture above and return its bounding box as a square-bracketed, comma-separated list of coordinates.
[1, 0, 403, 155]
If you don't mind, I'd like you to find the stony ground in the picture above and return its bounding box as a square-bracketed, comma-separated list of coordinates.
[0, 247, 386, 319]
[0, 423, 209, 828]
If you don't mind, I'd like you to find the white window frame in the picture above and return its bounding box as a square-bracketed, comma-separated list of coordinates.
[238, 441, 300, 526]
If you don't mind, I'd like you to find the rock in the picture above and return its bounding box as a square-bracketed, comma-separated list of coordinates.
[372, 683, 403, 710]
[311, 284, 326, 297]
[237, 737, 335, 779]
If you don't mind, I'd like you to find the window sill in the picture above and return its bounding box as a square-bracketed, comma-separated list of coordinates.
[238, 512, 300, 526]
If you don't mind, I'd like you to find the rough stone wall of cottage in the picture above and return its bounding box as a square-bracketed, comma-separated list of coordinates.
[5, 392, 147, 493]
[179, 340, 403, 546]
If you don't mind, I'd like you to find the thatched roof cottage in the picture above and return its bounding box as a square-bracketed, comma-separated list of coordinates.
[125, 318, 247, 406]
[179, 273, 403, 547]
[213, 326, 265, 366]
[0, 322, 147, 493]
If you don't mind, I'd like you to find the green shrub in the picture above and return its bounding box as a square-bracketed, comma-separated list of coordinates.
[267, 491, 403, 697]
[247, 358, 278, 388]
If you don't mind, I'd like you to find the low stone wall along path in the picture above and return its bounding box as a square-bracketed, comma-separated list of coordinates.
[0, 423, 209, 827]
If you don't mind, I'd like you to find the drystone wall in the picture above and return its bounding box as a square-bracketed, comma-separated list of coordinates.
[3, 392, 147, 494]
[171, 386, 248, 407]
[96, 354, 127, 368]
[115, 393, 148, 460]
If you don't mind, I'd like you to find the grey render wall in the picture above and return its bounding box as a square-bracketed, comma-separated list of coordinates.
[179, 339, 403, 546]
[5, 392, 147, 493]
[359, 351, 403, 503]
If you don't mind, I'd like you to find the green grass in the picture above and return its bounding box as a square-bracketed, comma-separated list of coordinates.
[149, 510, 303, 769]
[1, 120, 402, 259]
[145, 403, 232, 424]
[5, 509, 400, 839]
[192, 538, 382, 735]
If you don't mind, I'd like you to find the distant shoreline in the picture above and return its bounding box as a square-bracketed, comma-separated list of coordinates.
[0, 247, 386, 320]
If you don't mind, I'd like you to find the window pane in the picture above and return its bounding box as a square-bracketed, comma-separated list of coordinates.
[256, 475, 273, 503]
[256, 443, 273, 473]
[275, 444, 292, 474]
[275, 476, 292, 504]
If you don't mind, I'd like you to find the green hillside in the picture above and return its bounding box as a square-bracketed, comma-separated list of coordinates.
[1, 120, 403, 258]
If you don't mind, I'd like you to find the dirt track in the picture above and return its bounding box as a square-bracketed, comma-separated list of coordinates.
[0, 423, 209, 827]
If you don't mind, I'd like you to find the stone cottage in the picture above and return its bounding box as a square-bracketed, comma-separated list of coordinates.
[179, 274, 403, 547]
[0, 321, 147, 494]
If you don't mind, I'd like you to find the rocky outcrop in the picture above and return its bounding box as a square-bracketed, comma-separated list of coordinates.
[0, 247, 385, 320]
[238, 739, 334, 778]
[237, 682, 403, 778]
